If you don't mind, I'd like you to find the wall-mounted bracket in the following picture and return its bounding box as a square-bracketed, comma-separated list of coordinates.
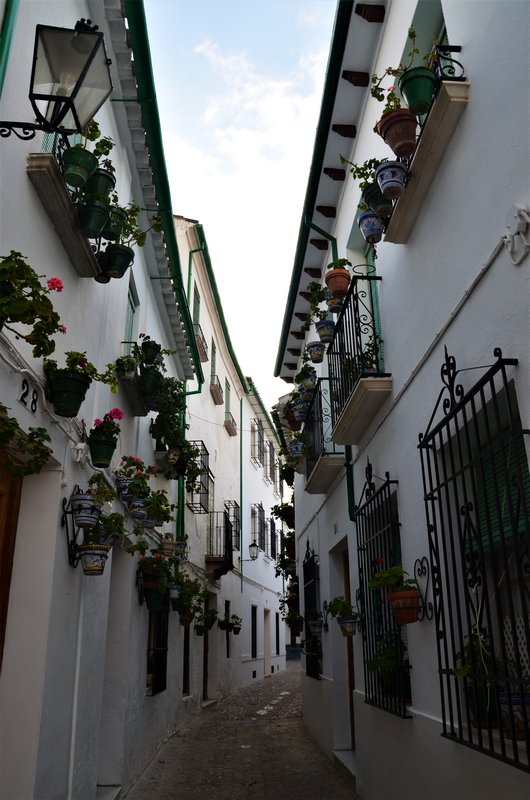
[503, 205, 530, 265]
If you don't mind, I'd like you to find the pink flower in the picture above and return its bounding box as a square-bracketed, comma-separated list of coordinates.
[375, 556, 385, 565]
[387, 86, 395, 92]
[109, 407, 124, 420]
[47, 277, 63, 292]
[93, 418, 102, 427]
[58, 325, 67, 334]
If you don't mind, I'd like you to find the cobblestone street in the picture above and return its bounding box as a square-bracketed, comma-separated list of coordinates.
[123, 660, 360, 800]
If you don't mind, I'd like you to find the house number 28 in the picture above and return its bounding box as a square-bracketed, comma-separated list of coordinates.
[19, 378, 38, 414]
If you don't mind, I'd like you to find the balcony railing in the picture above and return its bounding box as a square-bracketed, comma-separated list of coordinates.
[206, 510, 234, 580]
[194, 324, 208, 362]
[303, 378, 344, 494]
[328, 273, 392, 444]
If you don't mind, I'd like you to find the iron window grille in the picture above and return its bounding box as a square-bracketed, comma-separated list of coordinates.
[419, 347, 530, 771]
[327, 272, 388, 426]
[194, 323, 208, 362]
[186, 440, 209, 513]
[225, 501, 241, 550]
[252, 503, 266, 551]
[207, 510, 234, 560]
[251, 418, 265, 466]
[303, 378, 344, 476]
[265, 441, 276, 484]
[355, 460, 412, 718]
[303, 541, 321, 680]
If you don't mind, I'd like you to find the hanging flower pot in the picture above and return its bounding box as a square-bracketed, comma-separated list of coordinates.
[115, 476, 132, 502]
[337, 615, 358, 637]
[324, 267, 350, 299]
[232, 625, 241, 635]
[324, 290, 343, 315]
[141, 574, 165, 611]
[376, 108, 417, 158]
[138, 365, 163, 409]
[99, 243, 135, 279]
[141, 339, 162, 364]
[71, 492, 102, 529]
[362, 182, 393, 218]
[398, 67, 437, 116]
[77, 543, 111, 576]
[101, 206, 128, 241]
[307, 618, 323, 637]
[77, 199, 110, 239]
[387, 588, 421, 624]
[130, 499, 147, 522]
[307, 340, 326, 364]
[179, 609, 195, 626]
[160, 540, 177, 557]
[358, 211, 384, 244]
[88, 435, 118, 468]
[62, 147, 98, 189]
[46, 370, 91, 417]
[84, 167, 116, 198]
[375, 161, 408, 200]
[315, 318, 335, 343]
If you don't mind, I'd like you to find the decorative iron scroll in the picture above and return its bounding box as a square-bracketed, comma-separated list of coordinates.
[434, 44, 466, 82]
[414, 556, 433, 621]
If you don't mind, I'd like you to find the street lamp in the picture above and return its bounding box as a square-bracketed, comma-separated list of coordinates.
[1, 18, 113, 140]
[240, 540, 259, 564]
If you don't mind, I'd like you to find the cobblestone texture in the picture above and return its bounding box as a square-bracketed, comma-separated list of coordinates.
[123, 660, 360, 800]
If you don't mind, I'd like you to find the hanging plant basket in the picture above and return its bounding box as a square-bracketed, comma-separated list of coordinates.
[324, 268, 350, 299]
[160, 540, 177, 557]
[71, 492, 102, 529]
[398, 67, 436, 116]
[315, 319, 335, 343]
[362, 182, 393, 218]
[138, 365, 163, 410]
[115, 476, 131, 502]
[307, 340, 326, 364]
[62, 147, 98, 189]
[130, 499, 147, 522]
[375, 161, 408, 200]
[232, 626, 241, 635]
[358, 211, 385, 244]
[307, 619, 323, 637]
[78, 543, 111, 576]
[99, 244, 135, 279]
[47, 370, 91, 418]
[174, 540, 188, 557]
[376, 108, 417, 158]
[141, 339, 162, 364]
[88, 435, 117, 468]
[77, 199, 110, 239]
[178, 609, 195, 626]
[84, 168, 116, 198]
[141, 575, 165, 611]
[101, 206, 128, 241]
[387, 588, 421, 624]
[337, 615, 358, 637]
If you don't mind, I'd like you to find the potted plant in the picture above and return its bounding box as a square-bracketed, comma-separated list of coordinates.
[285, 610, 304, 637]
[340, 156, 393, 218]
[306, 609, 324, 637]
[358, 210, 385, 244]
[323, 258, 352, 299]
[114, 455, 157, 503]
[326, 596, 361, 636]
[218, 611, 233, 632]
[170, 571, 206, 623]
[70, 473, 116, 529]
[44, 351, 118, 418]
[230, 614, 243, 635]
[368, 565, 421, 625]
[271, 501, 295, 530]
[98, 206, 163, 279]
[374, 160, 409, 200]
[361, 334, 384, 373]
[61, 120, 114, 190]
[127, 537, 179, 611]
[452, 628, 502, 729]
[194, 608, 218, 636]
[367, 630, 411, 696]
[294, 359, 317, 394]
[306, 340, 326, 364]
[142, 488, 176, 528]
[0, 251, 65, 357]
[86, 407, 124, 468]
[113, 353, 141, 380]
[0, 403, 53, 478]
[77, 511, 124, 576]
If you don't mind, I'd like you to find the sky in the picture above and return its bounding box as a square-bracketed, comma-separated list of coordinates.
[143, 0, 337, 412]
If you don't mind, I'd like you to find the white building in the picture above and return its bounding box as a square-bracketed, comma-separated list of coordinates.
[0, 2, 284, 798]
[275, 1, 530, 798]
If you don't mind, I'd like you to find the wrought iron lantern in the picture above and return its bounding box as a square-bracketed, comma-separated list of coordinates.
[1, 19, 112, 140]
[248, 539, 259, 561]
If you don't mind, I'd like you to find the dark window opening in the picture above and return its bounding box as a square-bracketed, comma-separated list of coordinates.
[147, 593, 169, 696]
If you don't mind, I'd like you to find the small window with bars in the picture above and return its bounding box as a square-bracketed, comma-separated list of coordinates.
[270, 518, 277, 559]
[186, 441, 210, 513]
[251, 419, 264, 466]
[252, 503, 266, 550]
[225, 501, 241, 550]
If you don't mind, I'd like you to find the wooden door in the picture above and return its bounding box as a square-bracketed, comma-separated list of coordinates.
[0, 462, 22, 670]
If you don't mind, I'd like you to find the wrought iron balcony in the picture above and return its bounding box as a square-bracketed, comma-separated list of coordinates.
[194, 323, 208, 362]
[303, 378, 345, 494]
[205, 510, 234, 580]
[328, 273, 392, 444]
[186, 440, 209, 513]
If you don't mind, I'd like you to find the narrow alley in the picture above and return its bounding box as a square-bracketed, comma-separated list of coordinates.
[122, 660, 360, 800]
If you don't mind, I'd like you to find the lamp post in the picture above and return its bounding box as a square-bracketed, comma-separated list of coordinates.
[240, 540, 259, 564]
[0, 18, 112, 140]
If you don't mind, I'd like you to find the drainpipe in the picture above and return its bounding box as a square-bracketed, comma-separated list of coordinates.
[304, 217, 356, 521]
[239, 395, 244, 592]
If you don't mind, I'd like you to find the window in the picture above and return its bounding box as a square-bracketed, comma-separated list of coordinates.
[419, 348, 530, 770]
[251, 418, 264, 466]
[355, 462, 411, 717]
[252, 503, 265, 551]
[275, 612, 280, 656]
[182, 624, 190, 695]
[146, 596, 169, 696]
[265, 440, 276, 485]
[225, 501, 241, 550]
[187, 441, 209, 513]
[303, 543, 321, 680]
[210, 340, 216, 382]
[192, 284, 208, 362]
[270, 518, 277, 559]
[123, 281, 139, 354]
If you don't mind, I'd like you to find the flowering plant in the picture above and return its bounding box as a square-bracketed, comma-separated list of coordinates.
[0, 251, 66, 357]
[0, 402, 52, 477]
[44, 351, 119, 391]
[88, 407, 124, 440]
[87, 472, 116, 505]
[370, 27, 437, 112]
[115, 455, 157, 500]
[127, 539, 178, 594]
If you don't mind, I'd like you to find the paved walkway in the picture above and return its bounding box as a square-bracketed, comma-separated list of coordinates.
[123, 660, 360, 800]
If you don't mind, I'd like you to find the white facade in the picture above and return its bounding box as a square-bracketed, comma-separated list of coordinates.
[0, 3, 284, 799]
[275, 1, 530, 798]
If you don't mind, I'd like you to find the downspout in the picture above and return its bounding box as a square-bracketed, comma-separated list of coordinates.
[304, 218, 356, 521]
[239, 395, 244, 592]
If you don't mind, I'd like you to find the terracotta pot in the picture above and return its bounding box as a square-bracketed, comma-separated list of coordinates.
[376, 108, 417, 158]
[387, 588, 421, 624]
[324, 268, 350, 299]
